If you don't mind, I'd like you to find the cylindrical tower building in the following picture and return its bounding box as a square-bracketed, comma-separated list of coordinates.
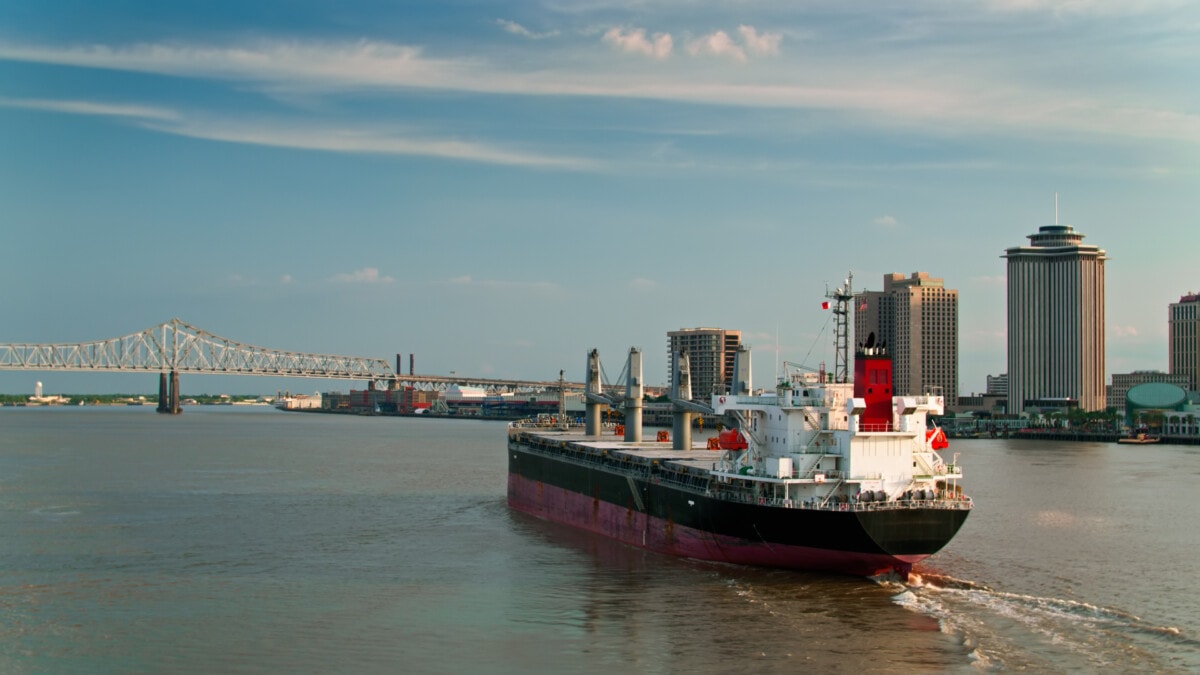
[1003, 224, 1107, 413]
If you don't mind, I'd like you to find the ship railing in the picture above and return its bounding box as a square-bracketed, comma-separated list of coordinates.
[769, 496, 974, 512]
[509, 418, 586, 432]
[703, 491, 973, 511]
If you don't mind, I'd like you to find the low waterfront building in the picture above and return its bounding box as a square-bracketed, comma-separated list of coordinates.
[1108, 371, 1191, 414]
[1124, 381, 1190, 428]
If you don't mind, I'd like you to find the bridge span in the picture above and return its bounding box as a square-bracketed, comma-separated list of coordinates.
[0, 319, 579, 413]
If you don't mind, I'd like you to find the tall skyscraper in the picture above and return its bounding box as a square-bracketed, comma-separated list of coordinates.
[1004, 224, 1107, 413]
[855, 272, 958, 403]
[667, 328, 742, 400]
[1169, 292, 1199, 392]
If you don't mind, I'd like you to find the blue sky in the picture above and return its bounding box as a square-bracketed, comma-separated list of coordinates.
[1, 0, 1197, 396]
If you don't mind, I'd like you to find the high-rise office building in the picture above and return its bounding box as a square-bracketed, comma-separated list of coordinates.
[1169, 292, 1199, 392]
[986, 374, 1008, 397]
[1004, 224, 1107, 413]
[667, 328, 742, 400]
[855, 272, 958, 403]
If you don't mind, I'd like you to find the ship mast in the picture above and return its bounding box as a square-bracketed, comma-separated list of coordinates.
[826, 272, 854, 384]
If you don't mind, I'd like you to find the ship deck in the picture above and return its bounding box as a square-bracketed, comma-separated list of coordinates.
[510, 425, 724, 471]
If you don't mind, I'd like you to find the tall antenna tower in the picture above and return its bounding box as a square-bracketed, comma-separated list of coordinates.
[826, 272, 854, 384]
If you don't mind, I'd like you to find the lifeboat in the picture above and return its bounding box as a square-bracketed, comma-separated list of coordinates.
[926, 426, 949, 450]
[718, 428, 749, 450]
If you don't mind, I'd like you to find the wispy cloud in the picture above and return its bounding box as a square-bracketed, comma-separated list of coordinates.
[0, 40, 451, 90]
[0, 37, 1196, 144]
[496, 19, 559, 39]
[603, 27, 673, 59]
[873, 215, 899, 227]
[331, 267, 394, 284]
[0, 96, 177, 120]
[442, 276, 560, 293]
[2, 93, 591, 168]
[986, 0, 1175, 14]
[971, 275, 1007, 287]
[139, 117, 594, 169]
[628, 277, 657, 290]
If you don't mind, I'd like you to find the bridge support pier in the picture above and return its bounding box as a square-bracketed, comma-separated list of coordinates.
[156, 371, 181, 414]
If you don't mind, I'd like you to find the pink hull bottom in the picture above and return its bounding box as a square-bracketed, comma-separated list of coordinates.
[508, 473, 921, 577]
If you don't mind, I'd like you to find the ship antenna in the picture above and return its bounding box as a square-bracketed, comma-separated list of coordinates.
[557, 369, 568, 430]
[775, 325, 780, 381]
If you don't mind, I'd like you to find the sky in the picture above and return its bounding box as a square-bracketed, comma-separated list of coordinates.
[1, 0, 1197, 397]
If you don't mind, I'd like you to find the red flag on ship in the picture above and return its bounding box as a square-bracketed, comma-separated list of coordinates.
[821, 301, 830, 310]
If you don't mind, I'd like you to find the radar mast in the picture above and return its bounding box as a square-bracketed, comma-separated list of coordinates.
[826, 272, 854, 384]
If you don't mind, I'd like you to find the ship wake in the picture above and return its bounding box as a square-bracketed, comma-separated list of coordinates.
[883, 572, 1197, 671]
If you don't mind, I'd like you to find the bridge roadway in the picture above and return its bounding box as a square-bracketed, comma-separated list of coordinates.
[0, 318, 584, 412]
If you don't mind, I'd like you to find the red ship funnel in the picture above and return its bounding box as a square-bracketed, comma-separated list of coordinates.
[854, 334, 893, 431]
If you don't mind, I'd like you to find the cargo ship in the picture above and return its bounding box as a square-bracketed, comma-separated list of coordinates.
[507, 294, 971, 577]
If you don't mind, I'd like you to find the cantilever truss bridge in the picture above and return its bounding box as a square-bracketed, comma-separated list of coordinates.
[0, 319, 576, 405]
[0, 318, 394, 381]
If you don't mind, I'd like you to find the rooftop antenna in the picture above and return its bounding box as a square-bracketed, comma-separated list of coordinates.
[1055, 192, 1059, 225]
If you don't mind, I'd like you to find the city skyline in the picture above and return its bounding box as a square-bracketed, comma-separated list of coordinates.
[2, 1, 1196, 396]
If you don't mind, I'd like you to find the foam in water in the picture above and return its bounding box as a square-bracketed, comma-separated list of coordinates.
[889, 571, 1192, 671]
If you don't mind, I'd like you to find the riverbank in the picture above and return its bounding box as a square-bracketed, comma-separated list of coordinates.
[999, 429, 1199, 445]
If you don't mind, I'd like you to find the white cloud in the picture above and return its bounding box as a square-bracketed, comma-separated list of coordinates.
[331, 267, 394, 284]
[687, 30, 746, 62]
[496, 19, 558, 39]
[873, 215, 899, 227]
[628, 277, 657, 290]
[1111, 324, 1140, 338]
[738, 25, 782, 56]
[281, 274, 294, 285]
[603, 27, 673, 59]
[683, 26, 781, 62]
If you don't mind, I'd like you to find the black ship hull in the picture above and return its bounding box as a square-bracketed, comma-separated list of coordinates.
[508, 439, 970, 577]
